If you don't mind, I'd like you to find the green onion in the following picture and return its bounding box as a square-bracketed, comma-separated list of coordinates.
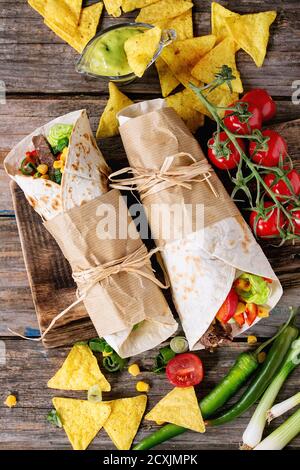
[88, 338, 126, 372]
[254, 407, 300, 450]
[47, 409, 62, 428]
[88, 384, 102, 403]
[170, 336, 189, 354]
[242, 338, 300, 449]
[89, 338, 113, 354]
[267, 392, 300, 423]
[153, 346, 175, 373]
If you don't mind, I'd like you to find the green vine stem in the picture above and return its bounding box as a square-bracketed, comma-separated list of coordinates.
[190, 71, 300, 244]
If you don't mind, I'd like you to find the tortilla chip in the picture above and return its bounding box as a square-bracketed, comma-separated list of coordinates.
[103, 0, 122, 17]
[211, 2, 240, 44]
[161, 35, 216, 88]
[47, 344, 111, 392]
[136, 0, 193, 23]
[45, 3, 103, 53]
[45, 0, 82, 33]
[225, 11, 277, 67]
[145, 387, 205, 433]
[97, 82, 133, 139]
[155, 57, 180, 97]
[53, 397, 111, 450]
[153, 9, 194, 40]
[104, 396, 147, 450]
[122, 0, 159, 13]
[124, 26, 162, 78]
[191, 37, 243, 93]
[190, 86, 239, 119]
[166, 89, 205, 133]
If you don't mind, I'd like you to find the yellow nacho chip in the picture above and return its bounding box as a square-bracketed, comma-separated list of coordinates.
[211, 2, 240, 44]
[161, 35, 216, 88]
[45, 3, 103, 53]
[103, 0, 122, 17]
[124, 26, 162, 78]
[97, 82, 133, 139]
[156, 57, 180, 97]
[153, 9, 194, 40]
[225, 11, 277, 67]
[122, 0, 159, 12]
[145, 387, 205, 433]
[47, 344, 111, 392]
[45, 0, 82, 33]
[53, 398, 111, 450]
[136, 0, 193, 23]
[166, 89, 205, 133]
[104, 396, 147, 450]
[191, 37, 243, 93]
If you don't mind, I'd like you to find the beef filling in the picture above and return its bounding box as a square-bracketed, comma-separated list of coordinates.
[200, 321, 233, 350]
[32, 135, 56, 177]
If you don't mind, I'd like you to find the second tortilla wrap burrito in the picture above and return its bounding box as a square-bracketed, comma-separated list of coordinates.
[4, 109, 178, 356]
[117, 99, 283, 350]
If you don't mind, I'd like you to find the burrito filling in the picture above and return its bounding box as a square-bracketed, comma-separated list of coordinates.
[200, 273, 272, 349]
[19, 124, 73, 185]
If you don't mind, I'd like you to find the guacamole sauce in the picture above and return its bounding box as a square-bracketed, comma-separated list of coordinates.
[83, 27, 145, 77]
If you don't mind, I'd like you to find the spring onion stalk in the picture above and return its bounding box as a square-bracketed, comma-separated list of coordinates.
[241, 338, 300, 449]
[254, 407, 300, 450]
[267, 392, 300, 423]
[170, 336, 189, 354]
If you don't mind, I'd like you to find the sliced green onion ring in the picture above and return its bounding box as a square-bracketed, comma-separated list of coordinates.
[170, 336, 189, 354]
[88, 384, 102, 403]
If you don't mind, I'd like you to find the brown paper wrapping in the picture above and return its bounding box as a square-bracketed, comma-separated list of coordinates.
[45, 189, 172, 337]
[119, 106, 240, 244]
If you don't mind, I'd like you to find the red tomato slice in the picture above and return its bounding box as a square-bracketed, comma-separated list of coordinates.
[166, 353, 204, 388]
[216, 288, 239, 324]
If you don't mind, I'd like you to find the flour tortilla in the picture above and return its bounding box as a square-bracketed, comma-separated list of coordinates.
[118, 99, 283, 350]
[4, 110, 109, 220]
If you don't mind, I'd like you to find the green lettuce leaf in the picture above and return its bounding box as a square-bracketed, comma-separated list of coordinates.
[236, 273, 270, 305]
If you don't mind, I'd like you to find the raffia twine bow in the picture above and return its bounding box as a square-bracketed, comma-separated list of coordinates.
[9, 245, 168, 342]
[109, 152, 219, 200]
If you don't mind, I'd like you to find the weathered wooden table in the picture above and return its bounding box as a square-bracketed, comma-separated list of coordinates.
[0, 0, 300, 450]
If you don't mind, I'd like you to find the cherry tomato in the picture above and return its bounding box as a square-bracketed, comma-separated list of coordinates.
[242, 89, 276, 122]
[264, 167, 300, 200]
[287, 204, 300, 235]
[224, 100, 262, 135]
[249, 130, 288, 167]
[216, 288, 239, 324]
[166, 353, 204, 388]
[207, 131, 245, 170]
[250, 201, 286, 237]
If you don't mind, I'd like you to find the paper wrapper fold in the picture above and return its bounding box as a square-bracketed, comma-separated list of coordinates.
[4, 109, 177, 356]
[118, 99, 283, 350]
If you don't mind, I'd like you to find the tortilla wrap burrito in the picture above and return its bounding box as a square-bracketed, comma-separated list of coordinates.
[4, 109, 178, 357]
[117, 99, 283, 350]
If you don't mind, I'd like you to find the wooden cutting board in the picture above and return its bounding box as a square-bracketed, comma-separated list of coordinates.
[10, 181, 97, 348]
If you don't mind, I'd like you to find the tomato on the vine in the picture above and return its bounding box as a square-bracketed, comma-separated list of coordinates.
[287, 204, 300, 235]
[249, 130, 288, 167]
[224, 100, 262, 135]
[264, 167, 300, 200]
[250, 201, 286, 237]
[242, 89, 276, 122]
[207, 131, 245, 170]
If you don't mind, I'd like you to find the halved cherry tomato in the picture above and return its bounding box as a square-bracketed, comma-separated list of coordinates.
[249, 130, 288, 167]
[216, 288, 239, 324]
[242, 89, 276, 122]
[166, 353, 204, 388]
[207, 131, 245, 170]
[250, 201, 286, 237]
[245, 303, 258, 326]
[224, 100, 262, 135]
[287, 204, 300, 235]
[264, 167, 300, 200]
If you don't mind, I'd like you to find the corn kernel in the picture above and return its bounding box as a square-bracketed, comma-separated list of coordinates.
[258, 352, 267, 364]
[41, 174, 49, 180]
[247, 335, 257, 345]
[60, 147, 68, 162]
[128, 363, 140, 377]
[4, 394, 17, 408]
[53, 160, 63, 169]
[37, 164, 48, 175]
[136, 381, 150, 393]
[258, 306, 270, 318]
[103, 351, 113, 357]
